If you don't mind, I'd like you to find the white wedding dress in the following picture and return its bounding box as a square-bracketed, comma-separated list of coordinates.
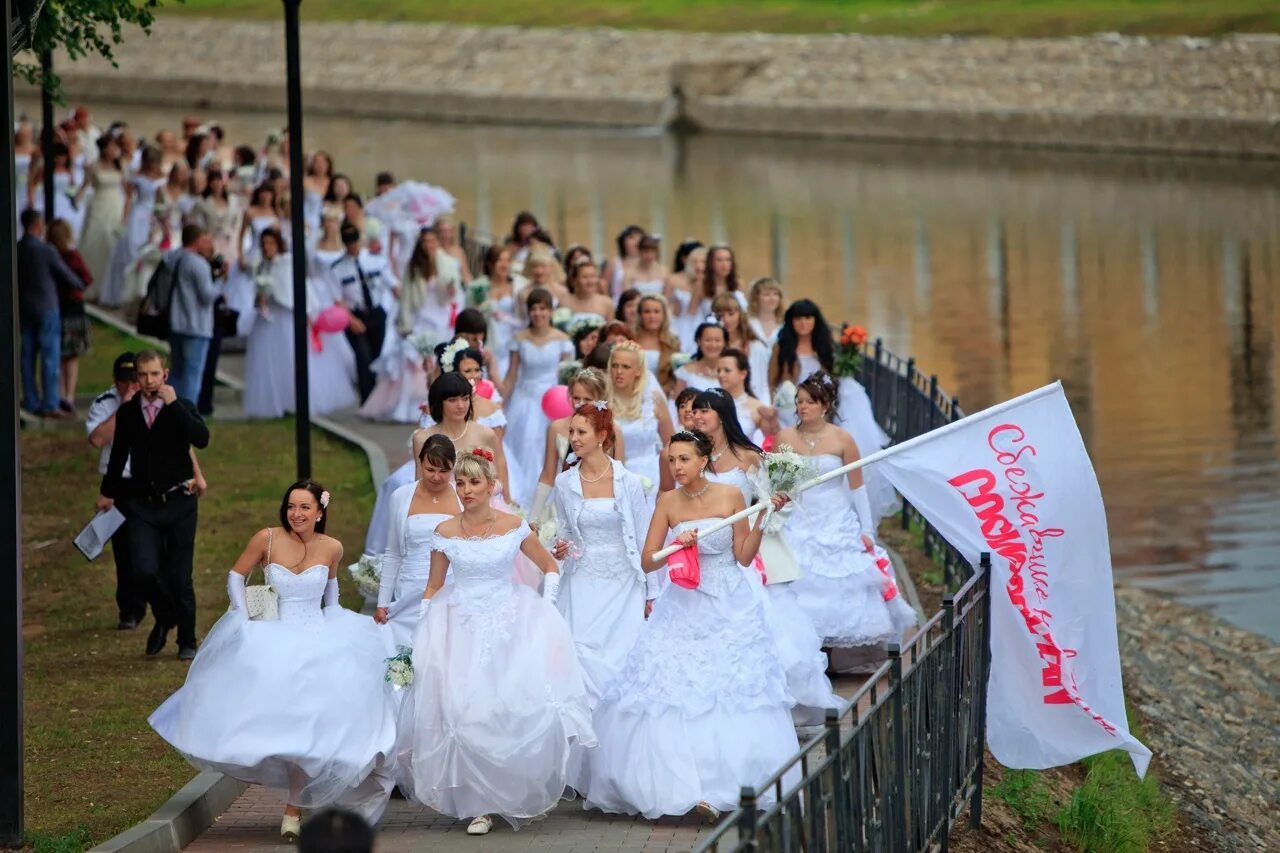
[580, 520, 800, 818]
[400, 522, 594, 827]
[148, 562, 398, 822]
[383, 512, 453, 648]
[504, 337, 571, 501]
[615, 391, 663, 491]
[784, 454, 918, 648]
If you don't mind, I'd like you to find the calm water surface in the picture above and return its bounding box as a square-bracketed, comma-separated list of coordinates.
[35, 100, 1280, 640]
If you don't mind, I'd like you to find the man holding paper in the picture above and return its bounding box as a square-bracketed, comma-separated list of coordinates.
[96, 350, 211, 660]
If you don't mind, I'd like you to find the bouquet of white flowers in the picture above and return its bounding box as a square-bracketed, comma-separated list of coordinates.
[536, 518, 560, 549]
[254, 271, 274, 319]
[551, 306, 573, 331]
[763, 444, 814, 495]
[637, 475, 656, 494]
[670, 352, 693, 371]
[557, 359, 584, 386]
[348, 553, 381, 599]
[384, 646, 413, 690]
[408, 330, 442, 359]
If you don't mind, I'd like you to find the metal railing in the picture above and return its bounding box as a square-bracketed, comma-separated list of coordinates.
[695, 342, 990, 853]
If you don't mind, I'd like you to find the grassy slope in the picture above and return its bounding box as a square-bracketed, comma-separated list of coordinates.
[22, 322, 375, 849]
[170, 0, 1280, 36]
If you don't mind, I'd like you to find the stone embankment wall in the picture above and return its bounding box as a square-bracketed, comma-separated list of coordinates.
[27, 19, 1280, 157]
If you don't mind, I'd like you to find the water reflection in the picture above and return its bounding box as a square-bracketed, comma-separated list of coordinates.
[26, 99, 1279, 639]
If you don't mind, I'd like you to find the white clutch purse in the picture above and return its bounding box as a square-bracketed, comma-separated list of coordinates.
[246, 565, 278, 621]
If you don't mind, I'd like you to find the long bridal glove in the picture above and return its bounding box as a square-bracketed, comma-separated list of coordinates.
[542, 572, 561, 605]
[418, 598, 431, 619]
[529, 482, 553, 524]
[645, 571, 663, 601]
[851, 485, 875, 541]
[226, 572, 249, 622]
[322, 578, 340, 608]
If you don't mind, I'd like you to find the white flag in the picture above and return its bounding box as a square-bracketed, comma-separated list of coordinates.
[874, 382, 1151, 777]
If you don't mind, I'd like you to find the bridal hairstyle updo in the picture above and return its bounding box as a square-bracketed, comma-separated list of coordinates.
[279, 479, 329, 534]
[570, 402, 615, 455]
[569, 366, 609, 401]
[418, 433, 457, 469]
[669, 429, 714, 468]
[798, 369, 841, 422]
[428, 371, 474, 423]
[454, 448, 497, 483]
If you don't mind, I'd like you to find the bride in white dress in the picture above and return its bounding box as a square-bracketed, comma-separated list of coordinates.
[580, 430, 799, 821]
[607, 341, 673, 495]
[777, 372, 917, 665]
[400, 451, 594, 836]
[149, 481, 397, 838]
[548, 403, 654, 702]
[374, 435, 462, 648]
[501, 288, 572, 507]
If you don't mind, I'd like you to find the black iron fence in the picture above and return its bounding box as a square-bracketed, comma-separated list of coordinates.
[695, 343, 990, 853]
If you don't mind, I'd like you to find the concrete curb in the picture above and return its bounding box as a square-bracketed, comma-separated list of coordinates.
[89, 773, 246, 853]
[883, 545, 928, 623]
[82, 305, 391, 853]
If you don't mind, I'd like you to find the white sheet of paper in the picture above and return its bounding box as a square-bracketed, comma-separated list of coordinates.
[73, 507, 126, 561]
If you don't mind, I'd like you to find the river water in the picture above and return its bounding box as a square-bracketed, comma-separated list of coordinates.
[32, 101, 1280, 640]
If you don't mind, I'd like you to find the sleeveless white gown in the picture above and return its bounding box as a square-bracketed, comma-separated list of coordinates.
[400, 522, 594, 826]
[148, 563, 398, 822]
[579, 519, 800, 818]
[615, 391, 662, 492]
[504, 337, 571, 504]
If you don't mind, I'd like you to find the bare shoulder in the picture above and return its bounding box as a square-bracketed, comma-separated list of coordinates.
[495, 510, 527, 536]
[315, 533, 344, 561]
[434, 516, 463, 538]
[775, 426, 799, 445]
[474, 422, 498, 444]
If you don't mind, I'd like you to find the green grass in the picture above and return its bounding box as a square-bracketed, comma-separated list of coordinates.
[21, 325, 376, 847]
[169, 0, 1280, 37]
[74, 321, 151, 401]
[991, 769, 1056, 832]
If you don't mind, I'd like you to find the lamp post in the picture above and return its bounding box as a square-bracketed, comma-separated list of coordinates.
[3, 0, 45, 842]
[40, 48, 53, 221]
[282, 0, 310, 480]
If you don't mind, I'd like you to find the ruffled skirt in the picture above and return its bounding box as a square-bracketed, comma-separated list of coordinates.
[148, 608, 398, 822]
[579, 582, 800, 818]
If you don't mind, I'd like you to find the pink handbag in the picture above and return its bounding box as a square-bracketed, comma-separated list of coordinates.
[667, 539, 701, 590]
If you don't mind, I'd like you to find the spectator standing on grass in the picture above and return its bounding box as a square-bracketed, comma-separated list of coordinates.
[166, 224, 220, 403]
[97, 349, 210, 660]
[86, 352, 147, 630]
[48, 217, 93, 415]
[18, 209, 85, 419]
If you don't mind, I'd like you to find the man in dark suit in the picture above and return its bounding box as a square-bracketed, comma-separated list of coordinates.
[96, 349, 211, 659]
[17, 209, 85, 418]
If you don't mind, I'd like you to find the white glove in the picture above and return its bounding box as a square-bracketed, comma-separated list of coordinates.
[418, 598, 431, 619]
[322, 578, 340, 608]
[530, 482, 553, 523]
[645, 571, 663, 601]
[542, 572, 561, 605]
[851, 485, 875, 541]
[226, 571, 249, 621]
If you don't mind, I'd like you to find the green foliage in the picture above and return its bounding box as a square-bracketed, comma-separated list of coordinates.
[15, 1, 177, 100]
[991, 770, 1057, 832]
[1056, 748, 1174, 852]
[26, 825, 90, 853]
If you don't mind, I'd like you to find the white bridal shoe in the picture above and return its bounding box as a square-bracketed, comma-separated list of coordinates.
[695, 801, 721, 823]
[466, 815, 493, 835]
[281, 814, 302, 840]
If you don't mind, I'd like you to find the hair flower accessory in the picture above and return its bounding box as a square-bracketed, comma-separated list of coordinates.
[320, 490, 331, 508]
[593, 400, 608, 411]
[471, 447, 494, 462]
[439, 337, 469, 374]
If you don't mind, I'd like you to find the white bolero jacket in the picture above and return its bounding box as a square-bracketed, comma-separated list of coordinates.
[551, 458, 652, 589]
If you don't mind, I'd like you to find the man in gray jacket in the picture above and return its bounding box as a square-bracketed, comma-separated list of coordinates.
[17, 209, 85, 418]
[166, 224, 220, 402]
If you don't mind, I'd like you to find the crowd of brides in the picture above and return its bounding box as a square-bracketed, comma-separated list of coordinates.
[46, 109, 919, 836]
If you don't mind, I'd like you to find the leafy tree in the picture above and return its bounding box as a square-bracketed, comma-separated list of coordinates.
[14, 1, 175, 100]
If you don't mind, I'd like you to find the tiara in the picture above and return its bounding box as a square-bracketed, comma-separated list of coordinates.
[470, 447, 494, 462]
[612, 339, 643, 354]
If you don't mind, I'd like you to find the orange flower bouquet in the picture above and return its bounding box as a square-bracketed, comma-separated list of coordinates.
[834, 324, 868, 379]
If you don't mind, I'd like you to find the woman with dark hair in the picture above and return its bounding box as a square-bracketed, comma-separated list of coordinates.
[699, 244, 746, 319]
[451, 306, 502, 378]
[776, 372, 916, 668]
[712, 292, 770, 401]
[580, 430, 796, 821]
[467, 244, 525, 375]
[666, 244, 705, 350]
[562, 256, 614, 324]
[509, 210, 540, 268]
[244, 228, 295, 418]
[602, 224, 644, 300]
[501, 288, 572, 506]
[614, 288, 641, 326]
[375, 435, 462, 648]
[397, 226, 461, 339]
[622, 234, 667, 299]
[190, 169, 239, 264]
[548, 403, 653, 707]
[692, 389, 839, 726]
[149, 480, 398, 837]
[716, 348, 778, 441]
[674, 321, 727, 394]
[77, 134, 127, 292]
[47, 219, 92, 413]
[421, 371, 512, 503]
[323, 172, 352, 205]
[29, 140, 85, 240]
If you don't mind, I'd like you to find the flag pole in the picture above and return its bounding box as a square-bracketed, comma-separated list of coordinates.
[652, 381, 1063, 561]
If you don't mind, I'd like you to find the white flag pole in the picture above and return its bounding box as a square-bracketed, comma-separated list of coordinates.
[652, 381, 1063, 561]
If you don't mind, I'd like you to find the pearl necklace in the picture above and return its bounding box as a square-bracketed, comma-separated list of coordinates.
[578, 458, 610, 484]
[443, 421, 470, 443]
[681, 477, 711, 499]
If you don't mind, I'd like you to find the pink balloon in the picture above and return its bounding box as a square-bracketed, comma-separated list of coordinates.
[475, 378, 495, 400]
[541, 385, 574, 420]
[313, 304, 351, 334]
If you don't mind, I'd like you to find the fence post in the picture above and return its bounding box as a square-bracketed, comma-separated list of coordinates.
[929, 374, 940, 429]
[950, 395, 962, 423]
[970, 553, 993, 830]
[871, 338, 883, 410]
[887, 643, 907, 852]
[940, 591, 957, 852]
[738, 786, 759, 852]
[825, 706, 847, 852]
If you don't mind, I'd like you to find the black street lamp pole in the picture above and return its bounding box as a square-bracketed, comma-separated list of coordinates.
[2, 0, 27, 844]
[40, 48, 53, 221]
[283, 0, 310, 480]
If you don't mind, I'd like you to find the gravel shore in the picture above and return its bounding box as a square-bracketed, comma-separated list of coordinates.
[33, 19, 1280, 156]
